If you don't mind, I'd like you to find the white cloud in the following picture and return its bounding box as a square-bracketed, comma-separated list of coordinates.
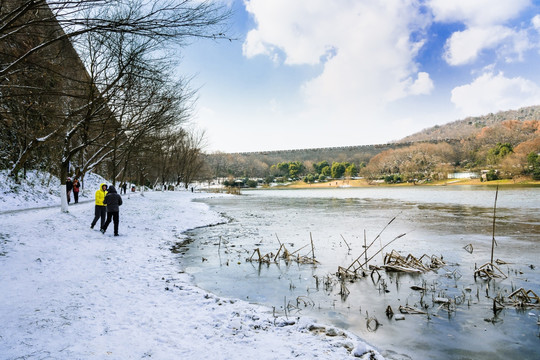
[533, 15, 540, 31]
[243, 0, 345, 65]
[243, 30, 272, 59]
[428, 0, 532, 66]
[243, 0, 432, 127]
[428, 0, 531, 26]
[444, 26, 529, 65]
[451, 72, 540, 116]
[409, 72, 434, 95]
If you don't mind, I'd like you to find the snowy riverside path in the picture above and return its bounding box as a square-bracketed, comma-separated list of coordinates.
[0, 190, 381, 359]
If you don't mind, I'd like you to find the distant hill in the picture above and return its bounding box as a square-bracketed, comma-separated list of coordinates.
[205, 105, 540, 179]
[229, 143, 410, 164]
[398, 105, 540, 143]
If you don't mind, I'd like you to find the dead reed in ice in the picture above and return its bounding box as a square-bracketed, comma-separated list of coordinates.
[246, 233, 319, 265]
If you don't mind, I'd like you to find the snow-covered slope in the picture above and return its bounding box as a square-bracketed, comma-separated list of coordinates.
[0, 170, 106, 212]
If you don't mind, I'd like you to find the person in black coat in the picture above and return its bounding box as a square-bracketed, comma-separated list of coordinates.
[100, 185, 123, 236]
[66, 177, 73, 204]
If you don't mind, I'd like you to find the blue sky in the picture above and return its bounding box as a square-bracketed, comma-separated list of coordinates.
[180, 0, 540, 153]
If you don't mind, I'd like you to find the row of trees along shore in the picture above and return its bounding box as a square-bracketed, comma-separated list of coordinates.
[205, 119, 540, 185]
[1, 0, 231, 211]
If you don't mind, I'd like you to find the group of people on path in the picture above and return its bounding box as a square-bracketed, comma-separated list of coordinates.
[65, 177, 80, 204]
[65, 176, 125, 235]
[90, 182, 123, 236]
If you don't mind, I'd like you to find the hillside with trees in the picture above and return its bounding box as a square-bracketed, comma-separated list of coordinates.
[203, 106, 540, 185]
[365, 107, 540, 183]
[204, 143, 421, 180]
[399, 105, 540, 143]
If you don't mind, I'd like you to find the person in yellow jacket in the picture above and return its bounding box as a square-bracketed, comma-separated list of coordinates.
[90, 183, 108, 229]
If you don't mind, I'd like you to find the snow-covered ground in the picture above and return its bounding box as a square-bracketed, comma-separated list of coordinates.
[0, 170, 108, 211]
[0, 171, 382, 359]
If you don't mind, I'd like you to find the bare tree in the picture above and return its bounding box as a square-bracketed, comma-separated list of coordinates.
[172, 129, 206, 189]
[1, 0, 230, 80]
[1, 0, 230, 211]
[75, 28, 195, 187]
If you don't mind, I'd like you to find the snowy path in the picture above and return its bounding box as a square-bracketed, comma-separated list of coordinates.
[0, 191, 381, 359]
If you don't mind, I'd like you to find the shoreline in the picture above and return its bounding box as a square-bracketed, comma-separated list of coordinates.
[266, 177, 540, 190]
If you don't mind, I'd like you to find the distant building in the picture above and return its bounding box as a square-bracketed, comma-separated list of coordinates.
[447, 172, 479, 179]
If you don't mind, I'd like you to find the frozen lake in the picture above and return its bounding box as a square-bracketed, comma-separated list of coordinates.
[178, 186, 540, 359]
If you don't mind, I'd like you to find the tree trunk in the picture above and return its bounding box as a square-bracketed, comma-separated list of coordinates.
[60, 161, 69, 213]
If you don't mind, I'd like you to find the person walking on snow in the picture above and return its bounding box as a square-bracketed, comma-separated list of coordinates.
[91, 183, 108, 229]
[72, 178, 80, 204]
[100, 185, 122, 236]
[66, 177, 73, 204]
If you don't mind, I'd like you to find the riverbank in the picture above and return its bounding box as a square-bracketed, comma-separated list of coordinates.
[275, 177, 540, 189]
[0, 187, 382, 359]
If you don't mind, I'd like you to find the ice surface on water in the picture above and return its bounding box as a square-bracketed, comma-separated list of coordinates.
[183, 187, 540, 360]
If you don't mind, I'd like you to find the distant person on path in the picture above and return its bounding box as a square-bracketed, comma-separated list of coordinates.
[100, 185, 123, 236]
[90, 183, 108, 230]
[66, 177, 73, 204]
[121, 182, 127, 194]
[72, 178, 80, 204]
